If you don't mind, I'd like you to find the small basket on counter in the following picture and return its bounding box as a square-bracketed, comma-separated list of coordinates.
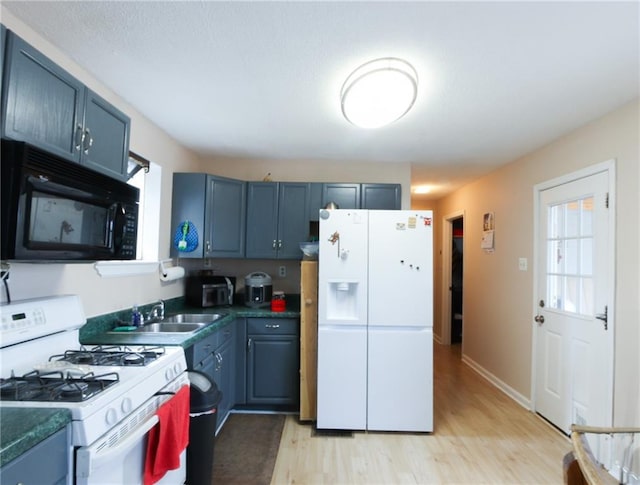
[299, 241, 319, 260]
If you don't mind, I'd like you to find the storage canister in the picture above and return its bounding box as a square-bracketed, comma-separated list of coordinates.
[271, 291, 285, 312]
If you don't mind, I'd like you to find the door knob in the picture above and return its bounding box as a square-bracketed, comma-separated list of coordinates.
[534, 315, 545, 324]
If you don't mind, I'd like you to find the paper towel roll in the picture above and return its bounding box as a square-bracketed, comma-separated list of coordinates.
[160, 266, 185, 281]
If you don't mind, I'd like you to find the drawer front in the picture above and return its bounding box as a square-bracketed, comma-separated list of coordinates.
[216, 323, 234, 349]
[190, 333, 217, 367]
[247, 318, 298, 335]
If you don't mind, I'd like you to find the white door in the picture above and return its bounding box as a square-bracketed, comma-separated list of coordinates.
[534, 169, 613, 434]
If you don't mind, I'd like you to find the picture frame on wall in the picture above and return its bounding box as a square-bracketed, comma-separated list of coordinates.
[481, 212, 495, 251]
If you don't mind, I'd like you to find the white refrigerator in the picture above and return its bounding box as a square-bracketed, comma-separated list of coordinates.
[317, 209, 433, 432]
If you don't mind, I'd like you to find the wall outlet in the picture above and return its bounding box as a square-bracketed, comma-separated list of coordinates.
[518, 258, 528, 271]
[278, 265, 286, 277]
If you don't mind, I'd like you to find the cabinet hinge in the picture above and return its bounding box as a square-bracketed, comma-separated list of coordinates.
[605, 192, 609, 209]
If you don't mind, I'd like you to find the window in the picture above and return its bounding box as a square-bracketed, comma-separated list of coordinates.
[128, 152, 161, 262]
[546, 197, 594, 316]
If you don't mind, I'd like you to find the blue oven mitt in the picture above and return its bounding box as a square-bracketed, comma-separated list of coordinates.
[174, 220, 198, 252]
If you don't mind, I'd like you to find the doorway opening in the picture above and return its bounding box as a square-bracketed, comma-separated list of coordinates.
[451, 218, 464, 344]
[441, 210, 464, 346]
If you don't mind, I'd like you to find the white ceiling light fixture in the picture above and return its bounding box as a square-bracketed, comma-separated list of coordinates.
[341, 57, 418, 129]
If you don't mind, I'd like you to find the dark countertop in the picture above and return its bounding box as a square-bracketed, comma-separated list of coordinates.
[81, 304, 301, 348]
[0, 407, 71, 467]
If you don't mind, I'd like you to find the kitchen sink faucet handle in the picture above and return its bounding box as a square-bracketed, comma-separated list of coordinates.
[147, 300, 165, 321]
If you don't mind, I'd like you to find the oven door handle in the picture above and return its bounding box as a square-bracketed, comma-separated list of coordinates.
[76, 414, 159, 477]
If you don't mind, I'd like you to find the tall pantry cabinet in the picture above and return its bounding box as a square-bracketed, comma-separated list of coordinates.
[299, 260, 318, 420]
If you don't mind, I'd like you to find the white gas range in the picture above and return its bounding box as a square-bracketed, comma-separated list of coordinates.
[0, 295, 189, 485]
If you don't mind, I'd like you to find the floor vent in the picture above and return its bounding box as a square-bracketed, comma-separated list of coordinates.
[312, 427, 354, 438]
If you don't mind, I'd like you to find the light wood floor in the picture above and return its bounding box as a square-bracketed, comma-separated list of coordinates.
[271, 343, 571, 484]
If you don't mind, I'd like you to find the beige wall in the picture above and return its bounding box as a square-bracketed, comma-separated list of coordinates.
[434, 99, 639, 427]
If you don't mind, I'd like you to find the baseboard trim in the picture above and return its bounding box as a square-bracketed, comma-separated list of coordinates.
[461, 353, 531, 410]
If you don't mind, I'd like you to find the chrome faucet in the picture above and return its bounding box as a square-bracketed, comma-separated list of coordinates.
[147, 300, 165, 322]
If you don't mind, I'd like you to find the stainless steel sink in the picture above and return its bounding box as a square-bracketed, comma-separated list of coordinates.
[162, 313, 225, 324]
[134, 322, 207, 333]
[133, 313, 226, 333]
[109, 312, 226, 335]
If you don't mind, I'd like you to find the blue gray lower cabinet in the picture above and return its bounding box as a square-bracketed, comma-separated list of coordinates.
[184, 316, 300, 431]
[246, 318, 300, 406]
[0, 427, 70, 485]
[185, 321, 236, 433]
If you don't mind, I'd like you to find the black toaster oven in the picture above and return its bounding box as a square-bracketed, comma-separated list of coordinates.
[186, 275, 235, 307]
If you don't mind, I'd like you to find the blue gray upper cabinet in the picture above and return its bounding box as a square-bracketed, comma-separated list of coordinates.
[361, 183, 401, 210]
[81, 90, 130, 180]
[171, 173, 246, 258]
[1, 25, 6, 95]
[1, 32, 130, 180]
[246, 182, 310, 259]
[322, 183, 360, 210]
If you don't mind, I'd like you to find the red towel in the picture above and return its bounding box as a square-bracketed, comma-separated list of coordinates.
[144, 385, 190, 485]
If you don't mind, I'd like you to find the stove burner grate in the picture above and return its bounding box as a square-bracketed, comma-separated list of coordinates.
[0, 370, 120, 402]
[49, 345, 166, 367]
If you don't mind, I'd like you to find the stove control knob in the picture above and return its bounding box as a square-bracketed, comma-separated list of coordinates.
[106, 407, 118, 426]
[174, 363, 182, 376]
[121, 397, 132, 414]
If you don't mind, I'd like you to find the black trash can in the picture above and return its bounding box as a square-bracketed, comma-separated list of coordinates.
[186, 371, 223, 485]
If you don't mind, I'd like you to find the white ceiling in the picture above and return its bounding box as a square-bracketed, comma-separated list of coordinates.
[3, 1, 639, 200]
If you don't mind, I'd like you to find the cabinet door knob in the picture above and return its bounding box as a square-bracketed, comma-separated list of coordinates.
[272, 240, 277, 249]
[305, 299, 313, 306]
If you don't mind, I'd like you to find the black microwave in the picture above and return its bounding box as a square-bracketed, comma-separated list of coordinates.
[1, 140, 139, 261]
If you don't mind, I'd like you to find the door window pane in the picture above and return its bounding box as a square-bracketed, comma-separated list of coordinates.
[546, 195, 595, 317]
[580, 197, 593, 236]
[565, 201, 580, 238]
[547, 240, 562, 273]
[547, 274, 562, 310]
[565, 239, 579, 275]
[581, 239, 593, 275]
[548, 204, 563, 239]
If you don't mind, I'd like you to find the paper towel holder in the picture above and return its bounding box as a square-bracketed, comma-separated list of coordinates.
[159, 259, 185, 281]
[159, 259, 173, 278]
